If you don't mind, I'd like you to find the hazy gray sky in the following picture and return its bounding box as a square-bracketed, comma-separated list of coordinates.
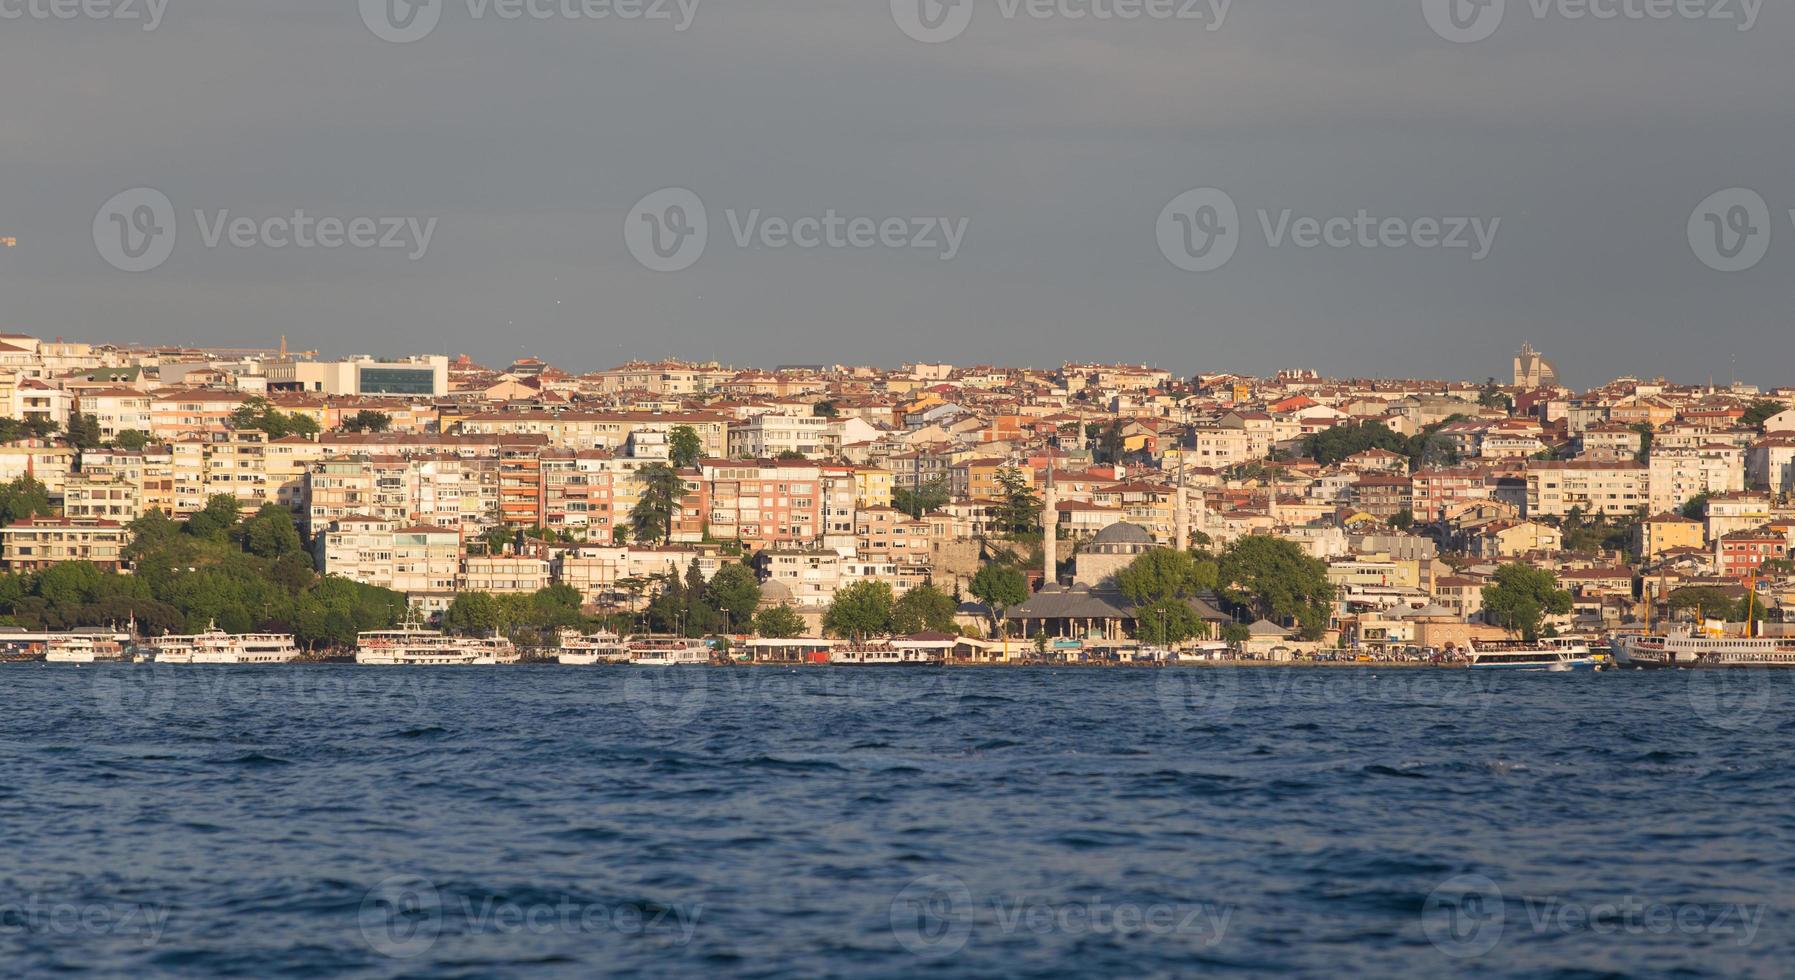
[3, 0, 1792, 386]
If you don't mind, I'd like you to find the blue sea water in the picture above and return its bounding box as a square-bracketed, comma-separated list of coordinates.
[1, 665, 1792, 978]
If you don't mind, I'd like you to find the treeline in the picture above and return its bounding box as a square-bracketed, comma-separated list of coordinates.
[1302, 419, 1467, 471]
[0, 494, 406, 650]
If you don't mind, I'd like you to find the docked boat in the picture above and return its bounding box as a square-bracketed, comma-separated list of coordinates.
[1612, 627, 1795, 669]
[44, 630, 133, 664]
[1465, 637, 1597, 671]
[148, 624, 301, 664]
[829, 644, 936, 665]
[628, 639, 712, 666]
[556, 629, 629, 665]
[356, 623, 519, 665]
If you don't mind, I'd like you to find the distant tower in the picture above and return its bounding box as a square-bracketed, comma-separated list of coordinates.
[1513, 342, 1559, 389]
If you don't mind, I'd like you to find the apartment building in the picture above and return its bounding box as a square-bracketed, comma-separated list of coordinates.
[1524, 460, 1647, 518]
[1647, 445, 1744, 515]
[0, 518, 128, 572]
[314, 516, 461, 609]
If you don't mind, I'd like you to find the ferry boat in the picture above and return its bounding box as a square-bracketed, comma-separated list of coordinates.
[1612, 627, 1795, 669]
[356, 623, 520, 665]
[627, 639, 712, 666]
[556, 629, 629, 665]
[148, 624, 301, 664]
[43, 630, 133, 663]
[1465, 637, 1598, 671]
[828, 644, 936, 665]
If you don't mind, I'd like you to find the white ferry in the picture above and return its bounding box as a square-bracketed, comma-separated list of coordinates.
[43, 630, 133, 663]
[1613, 627, 1795, 669]
[556, 629, 630, 665]
[628, 639, 712, 666]
[148, 624, 301, 665]
[1465, 637, 1597, 671]
[829, 644, 936, 666]
[356, 624, 520, 665]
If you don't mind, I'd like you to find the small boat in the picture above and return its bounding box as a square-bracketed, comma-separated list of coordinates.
[557, 629, 629, 665]
[1465, 637, 1596, 671]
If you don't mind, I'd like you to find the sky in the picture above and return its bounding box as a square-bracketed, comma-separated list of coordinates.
[2, 0, 1792, 387]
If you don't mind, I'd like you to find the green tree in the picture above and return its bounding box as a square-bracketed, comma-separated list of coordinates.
[65, 413, 104, 449]
[1480, 563, 1573, 641]
[1682, 493, 1711, 521]
[341, 410, 393, 434]
[112, 429, 151, 450]
[1303, 422, 1409, 466]
[1667, 587, 1740, 622]
[184, 495, 242, 540]
[704, 563, 763, 630]
[444, 591, 504, 635]
[240, 504, 304, 559]
[1134, 597, 1210, 646]
[892, 583, 958, 634]
[969, 562, 1029, 638]
[668, 425, 703, 468]
[893, 478, 950, 519]
[995, 466, 1041, 537]
[1116, 548, 1218, 606]
[813, 401, 838, 418]
[0, 477, 53, 525]
[1742, 400, 1785, 432]
[629, 463, 685, 545]
[1217, 536, 1335, 640]
[1632, 422, 1655, 464]
[754, 604, 807, 639]
[823, 580, 895, 639]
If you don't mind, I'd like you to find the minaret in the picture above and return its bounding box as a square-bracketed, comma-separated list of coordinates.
[1041, 455, 1058, 588]
[1173, 464, 1189, 552]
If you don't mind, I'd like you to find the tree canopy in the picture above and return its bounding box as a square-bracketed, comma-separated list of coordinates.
[1480, 563, 1573, 640]
[823, 580, 895, 639]
[1217, 536, 1334, 640]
